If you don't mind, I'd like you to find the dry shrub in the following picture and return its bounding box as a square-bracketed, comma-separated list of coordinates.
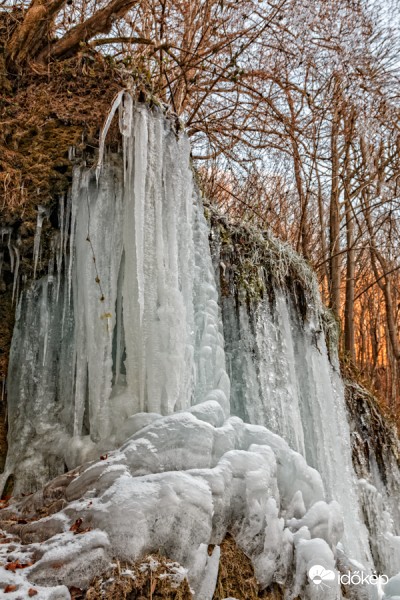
[213, 534, 284, 600]
[83, 536, 285, 599]
[85, 555, 192, 600]
[0, 50, 122, 222]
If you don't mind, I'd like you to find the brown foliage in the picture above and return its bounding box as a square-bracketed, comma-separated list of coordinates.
[84, 555, 192, 600]
[214, 534, 284, 600]
[0, 51, 121, 220]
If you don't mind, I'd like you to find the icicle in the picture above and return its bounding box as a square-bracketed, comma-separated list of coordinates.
[58, 195, 65, 265]
[120, 94, 133, 186]
[7, 231, 14, 273]
[33, 205, 48, 279]
[48, 234, 57, 284]
[11, 244, 20, 305]
[61, 192, 72, 338]
[96, 90, 125, 182]
[68, 146, 76, 161]
[40, 278, 49, 368]
[63, 191, 72, 274]
[68, 170, 80, 305]
[15, 274, 20, 307]
[0, 251, 3, 280]
[1, 378, 5, 403]
[133, 108, 148, 324]
[114, 254, 125, 386]
[55, 194, 66, 302]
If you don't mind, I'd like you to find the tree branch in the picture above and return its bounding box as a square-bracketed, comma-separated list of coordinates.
[90, 36, 170, 51]
[38, 0, 139, 62]
[7, 0, 67, 66]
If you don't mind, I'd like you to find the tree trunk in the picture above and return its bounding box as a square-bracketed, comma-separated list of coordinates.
[363, 189, 400, 362]
[6, 0, 67, 67]
[344, 195, 355, 360]
[6, 0, 139, 68]
[329, 94, 341, 317]
[343, 109, 356, 360]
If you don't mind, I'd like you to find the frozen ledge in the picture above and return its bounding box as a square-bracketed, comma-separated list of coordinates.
[0, 400, 348, 599]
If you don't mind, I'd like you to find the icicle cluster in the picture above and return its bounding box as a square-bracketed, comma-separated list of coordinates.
[3, 102, 229, 495]
[220, 290, 373, 566]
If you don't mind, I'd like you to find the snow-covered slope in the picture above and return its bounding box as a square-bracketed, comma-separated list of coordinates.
[1, 101, 400, 599]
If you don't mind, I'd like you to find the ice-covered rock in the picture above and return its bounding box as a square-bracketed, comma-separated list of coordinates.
[0, 402, 347, 598]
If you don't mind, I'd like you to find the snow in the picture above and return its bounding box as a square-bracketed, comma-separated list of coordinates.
[384, 575, 400, 600]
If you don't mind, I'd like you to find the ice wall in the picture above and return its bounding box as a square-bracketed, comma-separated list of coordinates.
[215, 227, 400, 578]
[3, 104, 229, 495]
[219, 289, 371, 566]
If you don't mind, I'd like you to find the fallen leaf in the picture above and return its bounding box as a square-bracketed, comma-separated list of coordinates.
[4, 584, 17, 593]
[69, 586, 85, 599]
[5, 559, 33, 571]
[28, 589, 38, 597]
[76, 526, 92, 534]
[69, 518, 83, 532]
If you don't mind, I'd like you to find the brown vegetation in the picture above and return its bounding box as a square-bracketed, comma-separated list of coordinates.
[214, 535, 284, 600]
[85, 555, 192, 600]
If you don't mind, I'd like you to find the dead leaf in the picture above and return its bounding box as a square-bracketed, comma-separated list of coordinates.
[28, 589, 38, 597]
[151, 577, 157, 593]
[4, 584, 17, 593]
[5, 559, 33, 571]
[69, 586, 85, 599]
[69, 518, 83, 532]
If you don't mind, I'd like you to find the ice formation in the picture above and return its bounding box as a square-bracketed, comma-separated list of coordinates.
[0, 404, 351, 598]
[220, 290, 371, 564]
[1, 101, 400, 598]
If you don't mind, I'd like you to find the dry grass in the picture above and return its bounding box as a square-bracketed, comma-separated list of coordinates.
[84, 555, 192, 600]
[84, 538, 285, 599]
[0, 52, 122, 221]
[213, 535, 284, 600]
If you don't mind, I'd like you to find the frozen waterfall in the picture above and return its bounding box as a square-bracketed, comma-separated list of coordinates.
[1, 101, 400, 599]
[4, 105, 229, 495]
[220, 291, 371, 565]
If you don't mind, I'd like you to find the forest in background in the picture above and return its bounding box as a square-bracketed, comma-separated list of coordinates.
[1, 0, 400, 420]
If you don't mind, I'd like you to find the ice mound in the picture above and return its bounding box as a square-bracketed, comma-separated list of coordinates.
[0, 402, 345, 599]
